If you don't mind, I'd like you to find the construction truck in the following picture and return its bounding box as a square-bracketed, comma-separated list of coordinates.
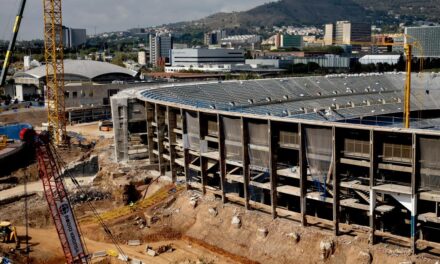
[0, 222, 19, 249]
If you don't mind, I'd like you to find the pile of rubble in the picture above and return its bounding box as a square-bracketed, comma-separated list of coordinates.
[69, 188, 112, 204]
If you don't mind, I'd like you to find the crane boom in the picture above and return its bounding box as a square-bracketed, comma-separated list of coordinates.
[43, 0, 67, 145]
[21, 128, 88, 263]
[0, 0, 27, 87]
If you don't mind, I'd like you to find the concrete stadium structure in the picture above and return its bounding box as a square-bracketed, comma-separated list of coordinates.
[111, 73, 440, 254]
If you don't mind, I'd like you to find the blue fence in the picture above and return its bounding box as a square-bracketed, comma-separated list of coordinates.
[0, 123, 32, 140]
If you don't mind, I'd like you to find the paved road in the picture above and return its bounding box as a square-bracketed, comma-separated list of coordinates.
[0, 176, 95, 201]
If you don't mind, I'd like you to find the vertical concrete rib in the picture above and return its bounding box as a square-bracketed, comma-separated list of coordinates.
[167, 106, 177, 182]
[146, 102, 157, 164]
[332, 126, 339, 236]
[299, 123, 307, 226]
[218, 114, 227, 203]
[199, 112, 207, 194]
[411, 132, 418, 254]
[155, 104, 166, 175]
[269, 120, 278, 219]
[241, 117, 250, 210]
[369, 129, 376, 245]
[182, 109, 190, 189]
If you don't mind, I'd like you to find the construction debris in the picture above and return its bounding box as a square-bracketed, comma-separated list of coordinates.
[320, 239, 335, 260]
[257, 228, 268, 238]
[357, 250, 372, 264]
[146, 246, 157, 257]
[287, 232, 300, 243]
[208, 207, 218, 217]
[231, 216, 241, 229]
[156, 244, 174, 254]
[92, 250, 108, 258]
[128, 240, 141, 246]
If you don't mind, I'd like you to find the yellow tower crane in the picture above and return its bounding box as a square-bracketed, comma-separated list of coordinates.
[43, 0, 67, 145]
[334, 36, 423, 129]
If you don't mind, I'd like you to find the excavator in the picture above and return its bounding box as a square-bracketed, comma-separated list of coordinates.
[0, 221, 19, 249]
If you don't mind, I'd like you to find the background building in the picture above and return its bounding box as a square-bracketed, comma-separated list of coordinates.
[166, 48, 244, 73]
[62, 26, 87, 48]
[325, 21, 371, 45]
[274, 34, 304, 50]
[170, 48, 244, 67]
[405, 26, 440, 58]
[221, 35, 261, 50]
[204, 30, 227, 46]
[324, 24, 334, 45]
[138, 51, 147, 65]
[149, 33, 173, 67]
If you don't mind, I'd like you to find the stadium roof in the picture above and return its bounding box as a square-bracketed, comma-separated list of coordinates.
[139, 73, 440, 123]
[14, 60, 138, 82]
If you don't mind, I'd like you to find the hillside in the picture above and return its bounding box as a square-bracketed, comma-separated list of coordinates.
[182, 0, 439, 31]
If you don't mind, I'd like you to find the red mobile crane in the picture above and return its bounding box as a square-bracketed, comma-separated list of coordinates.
[20, 128, 89, 264]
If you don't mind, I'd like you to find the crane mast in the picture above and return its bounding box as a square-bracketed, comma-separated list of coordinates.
[43, 0, 67, 145]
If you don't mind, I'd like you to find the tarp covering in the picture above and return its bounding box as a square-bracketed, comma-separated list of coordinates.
[223, 117, 242, 162]
[248, 122, 269, 171]
[0, 123, 32, 140]
[185, 112, 200, 151]
[305, 127, 333, 197]
[419, 137, 440, 191]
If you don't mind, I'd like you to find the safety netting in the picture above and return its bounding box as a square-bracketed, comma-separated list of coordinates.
[419, 137, 440, 191]
[247, 122, 270, 171]
[184, 111, 200, 151]
[222, 117, 242, 162]
[304, 127, 333, 199]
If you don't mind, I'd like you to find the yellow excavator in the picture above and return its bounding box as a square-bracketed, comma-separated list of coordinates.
[0, 221, 19, 249]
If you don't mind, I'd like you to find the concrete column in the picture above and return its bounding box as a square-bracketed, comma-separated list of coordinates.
[411, 133, 418, 254]
[146, 102, 157, 164]
[218, 114, 227, 203]
[199, 112, 207, 194]
[241, 117, 250, 210]
[167, 106, 177, 182]
[369, 129, 376, 244]
[155, 104, 166, 175]
[269, 120, 278, 219]
[332, 126, 339, 236]
[299, 123, 307, 226]
[182, 109, 190, 189]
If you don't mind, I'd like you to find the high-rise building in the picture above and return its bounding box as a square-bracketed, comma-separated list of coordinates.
[325, 21, 371, 45]
[204, 30, 227, 45]
[138, 51, 147, 65]
[149, 33, 173, 67]
[62, 26, 87, 49]
[405, 26, 440, 58]
[324, 24, 334, 45]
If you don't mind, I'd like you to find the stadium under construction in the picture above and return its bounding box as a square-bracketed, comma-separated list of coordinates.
[111, 72, 440, 253]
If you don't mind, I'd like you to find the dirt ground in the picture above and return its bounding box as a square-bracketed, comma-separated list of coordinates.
[12, 227, 236, 264]
[1, 119, 440, 264]
[0, 108, 47, 127]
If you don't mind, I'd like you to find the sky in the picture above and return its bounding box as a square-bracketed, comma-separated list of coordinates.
[0, 0, 269, 40]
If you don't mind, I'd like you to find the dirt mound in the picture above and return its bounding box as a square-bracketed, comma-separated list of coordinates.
[0, 108, 46, 127]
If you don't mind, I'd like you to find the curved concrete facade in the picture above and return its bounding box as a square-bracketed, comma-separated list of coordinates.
[112, 74, 440, 253]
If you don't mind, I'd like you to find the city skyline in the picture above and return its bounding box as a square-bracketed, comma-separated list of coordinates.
[0, 0, 268, 40]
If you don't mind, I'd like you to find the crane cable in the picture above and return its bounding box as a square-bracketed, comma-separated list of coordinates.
[49, 143, 128, 261]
